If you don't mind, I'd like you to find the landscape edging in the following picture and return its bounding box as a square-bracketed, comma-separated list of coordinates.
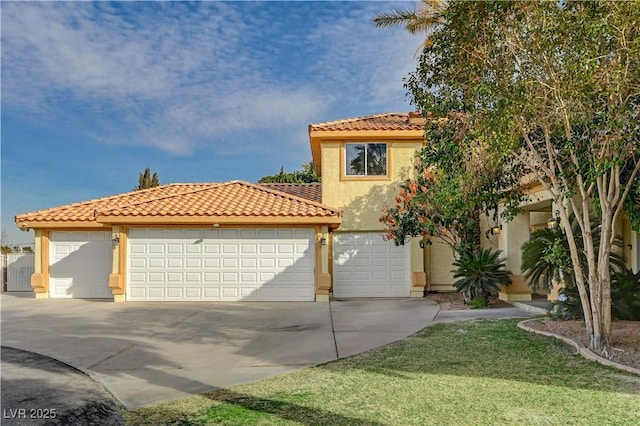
[517, 319, 640, 377]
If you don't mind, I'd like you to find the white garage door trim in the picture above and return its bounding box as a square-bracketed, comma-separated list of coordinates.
[127, 228, 315, 301]
[333, 232, 409, 298]
[49, 231, 113, 299]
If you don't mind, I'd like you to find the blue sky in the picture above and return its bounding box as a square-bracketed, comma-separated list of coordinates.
[1, 1, 420, 245]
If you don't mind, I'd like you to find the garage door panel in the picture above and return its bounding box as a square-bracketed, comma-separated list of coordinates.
[204, 258, 219, 268]
[333, 232, 409, 298]
[204, 244, 220, 254]
[260, 244, 276, 254]
[185, 258, 201, 268]
[130, 243, 147, 254]
[167, 272, 182, 282]
[204, 287, 220, 298]
[185, 272, 201, 282]
[186, 244, 202, 254]
[166, 288, 183, 299]
[148, 258, 164, 268]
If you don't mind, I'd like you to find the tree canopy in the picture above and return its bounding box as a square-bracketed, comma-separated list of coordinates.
[388, 0, 639, 353]
[134, 167, 160, 191]
[381, 112, 523, 255]
[258, 162, 320, 184]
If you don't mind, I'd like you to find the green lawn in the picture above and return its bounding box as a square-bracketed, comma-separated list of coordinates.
[125, 319, 640, 425]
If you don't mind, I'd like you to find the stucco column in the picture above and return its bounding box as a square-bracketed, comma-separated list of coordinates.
[30, 230, 50, 298]
[410, 237, 427, 297]
[315, 226, 332, 302]
[108, 227, 127, 302]
[498, 211, 532, 301]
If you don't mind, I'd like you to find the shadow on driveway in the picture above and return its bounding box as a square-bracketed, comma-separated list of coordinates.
[1, 346, 124, 426]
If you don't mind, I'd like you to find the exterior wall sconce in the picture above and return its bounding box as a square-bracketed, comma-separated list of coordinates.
[419, 239, 432, 248]
[485, 224, 502, 239]
[547, 217, 559, 229]
[320, 236, 327, 245]
[111, 234, 120, 246]
[212, 223, 220, 228]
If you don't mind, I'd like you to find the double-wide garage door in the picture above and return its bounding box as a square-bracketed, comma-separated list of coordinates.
[127, 228, 315, 301]
[333, 232, 409, 298]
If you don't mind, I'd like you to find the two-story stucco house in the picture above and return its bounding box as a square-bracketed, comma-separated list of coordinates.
[14, 112, 640, 302]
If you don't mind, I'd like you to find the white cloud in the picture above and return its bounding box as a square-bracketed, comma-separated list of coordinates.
[1, 1, 419, 155]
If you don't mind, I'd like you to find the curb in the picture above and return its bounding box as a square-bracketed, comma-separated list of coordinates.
[517, 319, 640, 377]
[509, 301, 548, 315]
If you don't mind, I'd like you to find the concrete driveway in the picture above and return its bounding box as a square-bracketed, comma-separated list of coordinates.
[1, 293, 440, 409]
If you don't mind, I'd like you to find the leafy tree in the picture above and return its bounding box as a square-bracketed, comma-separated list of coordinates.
[381, 112, 522, 256]
[134, 167, 160, 191]
[404, 1, 640, 353]
[1, 229, 15, 254]
[258, 162, 320, 184]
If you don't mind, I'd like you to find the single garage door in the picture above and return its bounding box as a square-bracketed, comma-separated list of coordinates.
[127, 228, 315, 301]
[49, 231, 113, 298]
[333, 232, 409, 298]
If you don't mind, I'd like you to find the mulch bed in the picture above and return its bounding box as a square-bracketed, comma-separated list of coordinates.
[425, 291, 511, 310]
[526, 319, 640, 371]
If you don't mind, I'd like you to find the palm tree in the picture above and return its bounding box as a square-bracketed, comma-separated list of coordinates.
[521, 216, 626, 293]
[372, 0, 447, 44]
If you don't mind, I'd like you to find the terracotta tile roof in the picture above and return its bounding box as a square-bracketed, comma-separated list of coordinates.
[309, 112, 425, 132]
[258, 183, 322, 203]
[15, 181, 340, 225]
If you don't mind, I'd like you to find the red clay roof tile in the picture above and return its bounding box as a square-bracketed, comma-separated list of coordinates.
[309, 112, 425, 132]
[15, 182, 338, 225]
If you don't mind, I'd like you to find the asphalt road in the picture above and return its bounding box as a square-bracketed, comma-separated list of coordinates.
[1, 347, 124, 426]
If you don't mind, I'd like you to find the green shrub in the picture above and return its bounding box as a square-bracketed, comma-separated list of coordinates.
[611, 268, 640, 320]
[452, 249, 512, 300]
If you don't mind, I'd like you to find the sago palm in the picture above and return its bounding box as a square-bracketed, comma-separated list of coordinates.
[451, 249, 512, 301]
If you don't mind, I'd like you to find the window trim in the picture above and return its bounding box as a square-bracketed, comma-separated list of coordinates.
[341, 141, 390, 181]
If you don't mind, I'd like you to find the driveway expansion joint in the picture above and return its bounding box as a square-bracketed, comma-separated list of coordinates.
[86, 342, 138, 370]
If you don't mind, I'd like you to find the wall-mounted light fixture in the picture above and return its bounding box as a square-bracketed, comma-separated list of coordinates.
[212, 223, 220, 228]
[111, 234, 120, 247]
[485, 224, 502, 239]
[547, 217, 559, 229]
[419, 238, 432, 248]
[320, 236, 327, 246]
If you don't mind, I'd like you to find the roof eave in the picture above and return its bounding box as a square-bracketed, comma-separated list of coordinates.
[14, 221, 111, 230]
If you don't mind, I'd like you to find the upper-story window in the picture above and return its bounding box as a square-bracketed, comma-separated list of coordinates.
[345, 143, 388, 177]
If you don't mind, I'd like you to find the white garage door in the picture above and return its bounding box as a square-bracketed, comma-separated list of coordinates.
[49, 231, 113, 298]
[127, 228, 315, 301]
[333, 232, 409, 298]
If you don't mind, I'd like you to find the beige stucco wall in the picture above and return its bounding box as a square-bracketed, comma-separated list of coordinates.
[321, 141, 421, 231]
[426, 239, 456, 291]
